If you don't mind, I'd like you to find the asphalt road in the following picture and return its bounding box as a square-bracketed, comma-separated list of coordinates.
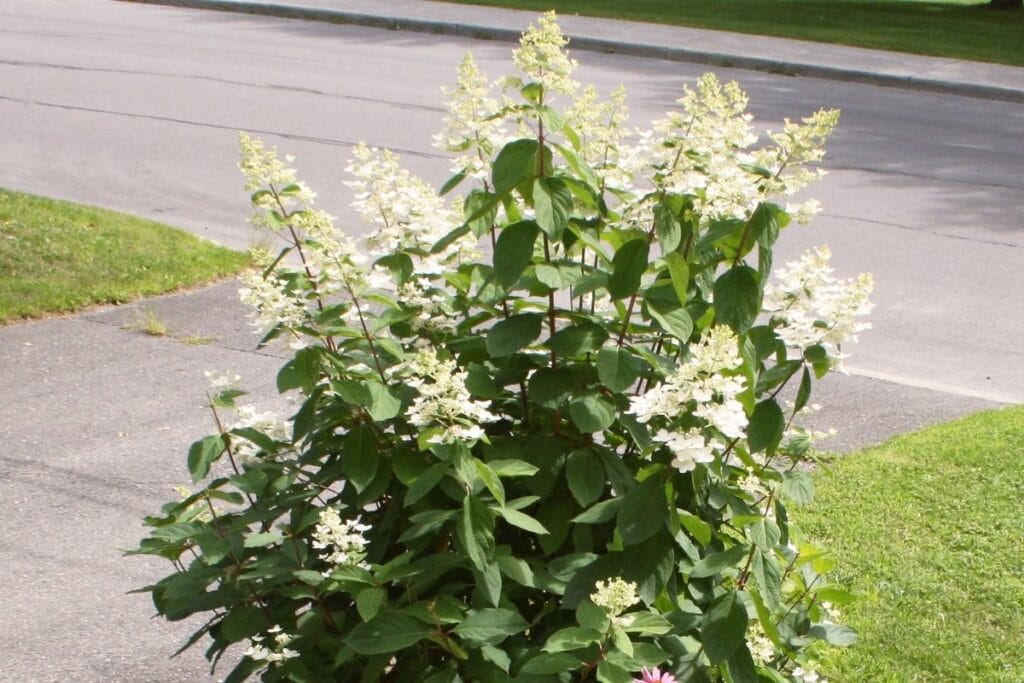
[0, 0, 1021, 680]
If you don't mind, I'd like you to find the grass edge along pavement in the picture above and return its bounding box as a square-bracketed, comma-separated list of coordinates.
[438, 0, 1024, 67]
[0, 188, 248, 324]
[800, 405, 1024, 681]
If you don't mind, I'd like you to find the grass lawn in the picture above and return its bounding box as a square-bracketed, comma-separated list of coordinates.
[799, 406, 1024, 680]
[0, 188, 247, 324]
[441, 0, 1024, 67]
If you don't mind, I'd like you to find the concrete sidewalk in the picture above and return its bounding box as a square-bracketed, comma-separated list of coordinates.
[124, 0, 1024, 103]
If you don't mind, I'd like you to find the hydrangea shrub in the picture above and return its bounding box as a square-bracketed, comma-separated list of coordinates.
[132, 13, 873, 683]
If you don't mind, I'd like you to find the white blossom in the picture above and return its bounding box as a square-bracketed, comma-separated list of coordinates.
[763, 245, 874, 372]
[435, 53, 507, 180]
[653, 428, 719, 473]
[512, 11, 579, 97]
[238, 248, 310, 339]
[404, 349, 498, 444]
[590, 577, 639, 616]
[243, 627, 300, 667]
[311, 506, 371, 568]
[628, 326, 748, 440]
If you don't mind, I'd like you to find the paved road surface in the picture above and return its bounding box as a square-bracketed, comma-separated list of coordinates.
[0, 0, 1020, 680]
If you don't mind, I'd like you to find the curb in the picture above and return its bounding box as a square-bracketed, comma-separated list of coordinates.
[121, 0, 1024, 104]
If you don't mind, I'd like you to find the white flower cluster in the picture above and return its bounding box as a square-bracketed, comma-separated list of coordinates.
[792, 665, 828, 683]
[345, 143, 478, 275]
[243, 625, 299, 667]
[231, 403, 291, 461]
[754, 109, 841, 206]
[747, 622, 776, 665]
[398, 277, 457, 332]
[238, 133, 315, 231]
[566, 84, 632, 189]
[404, 349, 498, 444]
[238, 249, 310, 342]
[590, 577, 639, 617]
[628, 326, 748, 470]
[512, 11, 579, 97]
[435, 53, 508, 180]
[763, 246, 874, 372]
[311, 506, 371, 569]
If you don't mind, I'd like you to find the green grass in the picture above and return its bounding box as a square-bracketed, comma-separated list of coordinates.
[799, 406, 1024, 681]
[442, 0, 1024, 66]
[0, 188, 247, 324]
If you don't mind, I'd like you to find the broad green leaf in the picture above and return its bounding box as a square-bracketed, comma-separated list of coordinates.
[610, 625, 633, 657]
[356, 587, 386, 622]
[403, 462, 448, 506]
[596, 348, 641, 392]
[500, 508, 549, 535]
[665, 252, 691, 306]
[655, 202, 682, 253]
[486, 313, 544, 357]
[747, 399, 785, 455]
[572, 497, 623, 524]
[690, 544, 749, 578]
[342, 423, 379, 493]
[725, 643, 759, 683]
[534, 177, 572, 239]
[701, 590, 749, 663]
[751, 551, 783, 610]
[713, 266, 762, 333]
[454, 608, 528, 643]
[220, 605, 263, 643]
[809, 623, 858, 646]
[475, 459, 506, 507]
[187, 434, 225, 482]
[608, 239, 650, 300]
[476, 561, 503, 608]
[542, 626, 603, 652]
[566, 450, 605, 506]
[520, 652, 583, 675]
[488, 459, 539, 478]
[794, 365, 813, 413]
[365, 380, 401, 421]
[494, 220, 540, 288]
[568, 392, 617, 433]
[458, 494, 494, 571]
[345, 613, 430, 655]
[529, 366, 575, 409]
[748, 518, 781, 551]
[545, 322, 608, 357]
[616, 476, 666, 546]
[597, 661, 632, 683]
[492, 139, 539, 194]
[576, 600, 610, 632]
[464, 188, 499, 236]
[243, 532, 283, 548]
[646, 284, 694, 341]
[679, 510, 712, 545]
[782, 470, 814, 505]
[621, 611, 673, 635]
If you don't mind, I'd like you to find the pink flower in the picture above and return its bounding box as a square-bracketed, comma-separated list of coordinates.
[635, 667, 677, 683]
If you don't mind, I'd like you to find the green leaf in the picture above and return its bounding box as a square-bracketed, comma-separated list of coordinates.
[534, 177, 573, 239]
[690, 544, 749, 578]
[520, 652, 583, 675]
[794, 365, 812, 413]
[679, 510, 713, 545]
[596, 348, 641, 392]
[597, 661, 632, 683]
[476, 561, 503, 608]
[608, 239, 650, 300]
[616, 476, 666, 546]
[576, 600, 610, 632]
[725, 643, 759, 683]
[748, 518, 781, 551]
[782, 470, 814, 505]
[486, 313, 544, 357]
[646, 283, 694, 341]
[454, 608, 528, 644]
[439, 170, 466, 196]
[747, 399, 785, 455]
[365, 380, 401, 421]
[665, 252, 691, 305]
[243, 531, 283, 548]
[568, 392, 617, 433]
[655, 202, 682, 253]
[713, 266, 762, 333]
[403, 462, 448, 506]
[566, 450, 605, 506]
[494, 220, 540, 288]
[488, 459, 539, 478]
[342, 423, 379, 493]
[492, 139, 539, 194]
[701, 590, 749, 663]
[475, 459, 506, 507]
[356, 587, 386, 622]
[610, 624, 633, 657]
[621, 611, 673, 635]
[458, 494, 494, 571]
[187, 434, 225, 482]
[543, 626, 603, 652]
[751, 551, 783, 610]
[345, 613, 430, 655]
[545, 322, 608, 357]
[220, 605, 263, 643]
[809, 623, 858, 646]
[500, 508, 549, 535]
[572, 497, 623, 524]
[528, 367, 575, 409]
